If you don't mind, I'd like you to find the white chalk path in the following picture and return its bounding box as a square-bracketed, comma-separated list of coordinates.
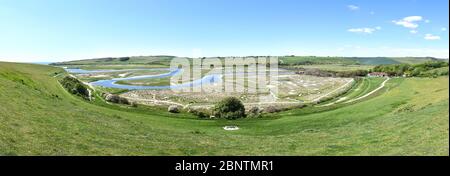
[123, 96, 185, 107]
[311, 79, 354, 103]
[343, 77, 390, 104]
[316, 77, 390, 107]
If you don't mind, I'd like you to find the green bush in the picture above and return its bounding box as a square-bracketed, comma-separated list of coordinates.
[190, 108, 210, 119]
[59, 76, 90, 100]
[247, 107, 262, 118]
[168, 105, 180, 113]
[103, 93, 130, 105]
[264, 106, 282, 113]
[213, 97, 246, 120]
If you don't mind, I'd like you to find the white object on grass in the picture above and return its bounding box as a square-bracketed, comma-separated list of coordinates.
[223, 126, 240, 131]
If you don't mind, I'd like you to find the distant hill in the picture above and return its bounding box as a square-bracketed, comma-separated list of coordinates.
[350, 57, 443, 65]
[51, 55, 176, 66]
[280, 56, 444, 65]
[52, 55, 446, 66]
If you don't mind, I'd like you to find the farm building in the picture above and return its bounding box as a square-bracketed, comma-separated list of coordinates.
[368, 72, 389, 77]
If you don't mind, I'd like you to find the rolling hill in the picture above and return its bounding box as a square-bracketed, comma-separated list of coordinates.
[51, 56, 446, 67]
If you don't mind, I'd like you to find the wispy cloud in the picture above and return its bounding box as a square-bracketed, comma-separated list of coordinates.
[348, 27, 381, 34]
[347, 5, 359, 11]
[424, 34, 441, 40]
[410, 30, 418, 34]
[392, 16, 423, 29]
[442, 27, 447, 31]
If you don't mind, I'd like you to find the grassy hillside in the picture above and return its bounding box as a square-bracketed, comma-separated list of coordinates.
[0, 62, 448, 156]
[390, 57, 445, 64]
[279, 56, 359, 65]
[52, 55, 176, 67]
[350, 57, 401, 65]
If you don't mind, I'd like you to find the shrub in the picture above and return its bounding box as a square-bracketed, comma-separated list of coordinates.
[59, 76, 90, 100]
[247, 107, 262, 118]
[189, 108, 210, 118]
[130, 101, 138, 107]
[119, 57, 130, 61]
[104, 93, 130, 105]
[168, 105, 180, 113]
[264, 106, 281, 113]
[213, 97, 246, 120]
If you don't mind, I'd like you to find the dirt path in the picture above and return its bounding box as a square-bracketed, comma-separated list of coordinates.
[316, 77, 390, 107]
[344, 77, 390, 104]
[123, 96, 185, 107]
[311, 79, 354, 103]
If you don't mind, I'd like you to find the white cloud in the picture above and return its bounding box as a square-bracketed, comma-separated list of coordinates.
[403, 16, 423, 22]
[393, 21, 418, 28]
[347, 5, 359, 11]
[442, 27, 447, 31]
[348, 27, 381, 34]
[410, 30, 418, 34]
[392, 16, 423, 29]
[424, 34, 441, 40]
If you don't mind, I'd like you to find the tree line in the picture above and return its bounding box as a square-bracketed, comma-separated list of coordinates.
[371, 61, 448, 77]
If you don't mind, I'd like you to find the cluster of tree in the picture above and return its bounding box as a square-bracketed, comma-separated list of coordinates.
[189, 97, 260, 119]
[213, 97, 246, 120]
[59, 76, 90, 100]
[300, 69, 368, 78]
[118, 57, 130, 61]
[372, 61, 449, 77]
[96, 57, 130, 62]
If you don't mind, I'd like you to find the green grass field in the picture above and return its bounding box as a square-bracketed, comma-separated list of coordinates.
[0, 62, 448, 156]
[279, 56, 442, 66]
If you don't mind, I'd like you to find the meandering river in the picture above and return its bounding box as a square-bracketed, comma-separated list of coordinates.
[65, 68, 221, 90]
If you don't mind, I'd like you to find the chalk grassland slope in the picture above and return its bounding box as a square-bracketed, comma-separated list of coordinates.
[52, 55, 175, 68]
[0, 62, 448, 156]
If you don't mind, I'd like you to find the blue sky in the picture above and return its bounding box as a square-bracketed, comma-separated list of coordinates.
[0, 0, 448, 62]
